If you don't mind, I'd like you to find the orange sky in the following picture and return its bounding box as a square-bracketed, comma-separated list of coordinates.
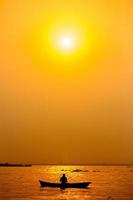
[0, 0, 133, 164]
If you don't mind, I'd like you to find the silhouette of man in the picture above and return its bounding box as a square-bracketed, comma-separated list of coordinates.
[60, 174, 68, 184]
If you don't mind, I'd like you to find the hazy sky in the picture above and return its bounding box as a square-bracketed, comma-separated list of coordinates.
[0, 0, 133, 164]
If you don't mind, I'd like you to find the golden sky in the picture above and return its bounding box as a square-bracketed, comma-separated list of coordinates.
[0, 0, 133, 164]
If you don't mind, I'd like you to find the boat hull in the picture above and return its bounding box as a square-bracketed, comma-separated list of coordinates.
[39, 180, 91, 188]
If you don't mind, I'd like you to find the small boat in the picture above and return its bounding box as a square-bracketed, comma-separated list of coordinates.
[39, 180, 91, 189]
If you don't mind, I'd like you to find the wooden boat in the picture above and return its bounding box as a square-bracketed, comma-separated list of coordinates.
[39, 180, 91, 188]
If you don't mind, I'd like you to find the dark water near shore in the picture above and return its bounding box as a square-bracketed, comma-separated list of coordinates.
[0, 165, 133, 200]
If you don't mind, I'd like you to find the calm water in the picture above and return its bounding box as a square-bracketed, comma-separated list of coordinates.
[0, 165, 133, 200]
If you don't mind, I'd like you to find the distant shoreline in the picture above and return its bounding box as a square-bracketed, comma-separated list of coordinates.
[0, 163, 32, 167]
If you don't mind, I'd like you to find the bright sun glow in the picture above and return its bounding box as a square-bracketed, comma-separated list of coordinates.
[49, 22, 86, 56]
[61, 37, 73, 49]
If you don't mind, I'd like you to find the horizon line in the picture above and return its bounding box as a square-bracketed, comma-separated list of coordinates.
[32, 163, 133, 166]
[1, 162, 133, 166]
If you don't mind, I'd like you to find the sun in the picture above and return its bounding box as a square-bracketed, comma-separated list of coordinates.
[48, 23, 84, 55]
[47, 22, 88, 56]
[60, 36, 73, 49]
[56, 35, 76, 53]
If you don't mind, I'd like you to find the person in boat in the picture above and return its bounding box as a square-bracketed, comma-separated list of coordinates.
[60, 174, 68, 184]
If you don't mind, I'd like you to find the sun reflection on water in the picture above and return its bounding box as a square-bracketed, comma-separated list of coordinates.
[0, 166, 133, 199]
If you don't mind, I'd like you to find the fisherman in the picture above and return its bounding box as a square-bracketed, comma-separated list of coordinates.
[60, 174, 68, 184]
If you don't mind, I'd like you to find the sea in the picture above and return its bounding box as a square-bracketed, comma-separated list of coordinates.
[0, 165, 133, 200]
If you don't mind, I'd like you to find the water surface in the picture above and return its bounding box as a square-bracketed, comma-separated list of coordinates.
[0, 165, 133, 200]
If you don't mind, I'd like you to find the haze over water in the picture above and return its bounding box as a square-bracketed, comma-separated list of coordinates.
[0, 165, 133, 200]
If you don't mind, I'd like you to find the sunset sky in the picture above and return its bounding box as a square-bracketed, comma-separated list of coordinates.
[0, 0, 133, 164]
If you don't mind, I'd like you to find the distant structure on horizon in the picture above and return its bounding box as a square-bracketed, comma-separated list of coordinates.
[0, 163, 32, 167]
